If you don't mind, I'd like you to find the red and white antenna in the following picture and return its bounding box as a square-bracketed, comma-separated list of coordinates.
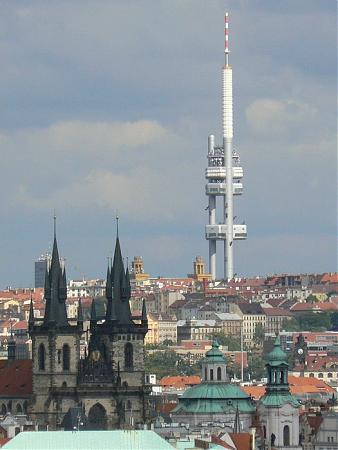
[224, 12, 230, 65]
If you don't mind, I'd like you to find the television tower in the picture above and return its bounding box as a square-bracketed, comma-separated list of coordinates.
[205, 13, 247, 281]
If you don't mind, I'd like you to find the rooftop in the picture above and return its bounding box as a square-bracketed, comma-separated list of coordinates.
[3, 430, 174, 450]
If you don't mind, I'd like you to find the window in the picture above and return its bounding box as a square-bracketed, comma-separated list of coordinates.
[283, 425, 290, 446]
[62, 344, 70, 371]
[124, 343, 133, 369]
[217, 367, 222, 381]
[38, 344, 45, 371]
[210, 369, 214, 381]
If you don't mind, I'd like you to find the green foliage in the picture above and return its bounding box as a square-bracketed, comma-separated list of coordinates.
[145, 350, 201, 379]
[281, 317, 301, 332]
[210, 332, 241, 351]
[305, 294, 319, 303]
[282, 313, 332, 332]
[161, 339, 174, 347]
[253, 323, 265, 346]
[298, 312, 331, 331]
[246, 354, 266, 381]
[226, 360, 241, 379]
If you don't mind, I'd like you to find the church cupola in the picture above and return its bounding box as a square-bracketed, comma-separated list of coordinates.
[259, 335, 301, 450]
[265, 335, 292, 394]
[201, 340, 227, 382]
[7, 327, 16, 361]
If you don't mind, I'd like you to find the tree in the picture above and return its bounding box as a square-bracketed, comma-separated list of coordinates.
[210, 332, 241, 351]
[253, 323, 265, 347]
[144, 350, 201, 379]
[246, 355, 266, 381]
[305, 294, 318, 304]
[298, 312, 331, 332]
[226, 360, 241, 380]
[145, 350, 181, 379]
[281, 317, 301, 332]
[161, 339, 174, 347]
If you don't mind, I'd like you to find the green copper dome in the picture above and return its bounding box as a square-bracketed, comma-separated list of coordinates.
[266, 336, 288, 366]
[182, 382, 249, 400]
[202, 340, 227, 364]
[173, 382, 255, 415]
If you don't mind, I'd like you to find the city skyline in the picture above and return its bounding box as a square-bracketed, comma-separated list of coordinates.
[0, 0, 336, 286]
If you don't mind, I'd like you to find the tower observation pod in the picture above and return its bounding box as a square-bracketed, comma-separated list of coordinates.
[205, 13, 247, 281]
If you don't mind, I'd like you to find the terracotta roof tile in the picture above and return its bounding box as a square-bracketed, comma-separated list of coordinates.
[229, 433, 251, 450]
[159, 375, 201, 388]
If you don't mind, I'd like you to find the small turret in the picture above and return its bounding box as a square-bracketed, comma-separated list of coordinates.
[28, 296, 35, 332]
[90, 299, 97, 327]
[77, 298, 83, 326]
[141, 299, 148, 326]
[105, 263, 116, 322]
[125, 266, 131, 299]
[7, 328, 16, 361]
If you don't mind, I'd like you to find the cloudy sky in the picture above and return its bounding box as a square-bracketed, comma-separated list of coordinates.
[0, 0, 336, 287]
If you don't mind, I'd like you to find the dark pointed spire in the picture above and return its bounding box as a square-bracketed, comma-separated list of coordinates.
[77, 298, 83, 324]
[7, 334, 16, 361]
[90, 299, 97, 323]
[233, 405, 241, 433]
[7, 319, 16, 361]
[105, 261, 116, 322]
[141, 299, 147, 325]
[109, 218, 132, 325]
[28, 295, 35, 331]
[125, 266, 131, 299]
[59, 264, 67, 301]
[105, 263, 112, 300]
[42, 222, 69, 329]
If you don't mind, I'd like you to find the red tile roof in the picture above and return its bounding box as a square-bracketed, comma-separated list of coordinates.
[229, 433, 251, 450]
[290, 302, 338, 312]
[294, 355, 338, 371]
[306, 415, 323, 433]
[0, 438, 11, 447]
[159, 375, 201, 388]
[262, 307, 292, 316]
[321, 273, 338, 284]
[243, 375, 335, 400]
[12, 321, 28, 330]
[0, 360, 32, 396]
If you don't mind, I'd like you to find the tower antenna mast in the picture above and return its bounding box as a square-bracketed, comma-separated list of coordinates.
[205, 12, 247, 281]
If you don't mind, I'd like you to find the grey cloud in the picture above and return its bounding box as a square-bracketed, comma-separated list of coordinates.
[0, 0, 336, 286]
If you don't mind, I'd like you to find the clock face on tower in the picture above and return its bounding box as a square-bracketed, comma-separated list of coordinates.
[297, 348, 304, 355]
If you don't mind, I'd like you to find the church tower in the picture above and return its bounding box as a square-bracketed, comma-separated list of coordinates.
[77, 229, 149, 429]
[29, 231, 83, 428]
[29, 221, 149, 430]
[258, 336, 301, 450]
